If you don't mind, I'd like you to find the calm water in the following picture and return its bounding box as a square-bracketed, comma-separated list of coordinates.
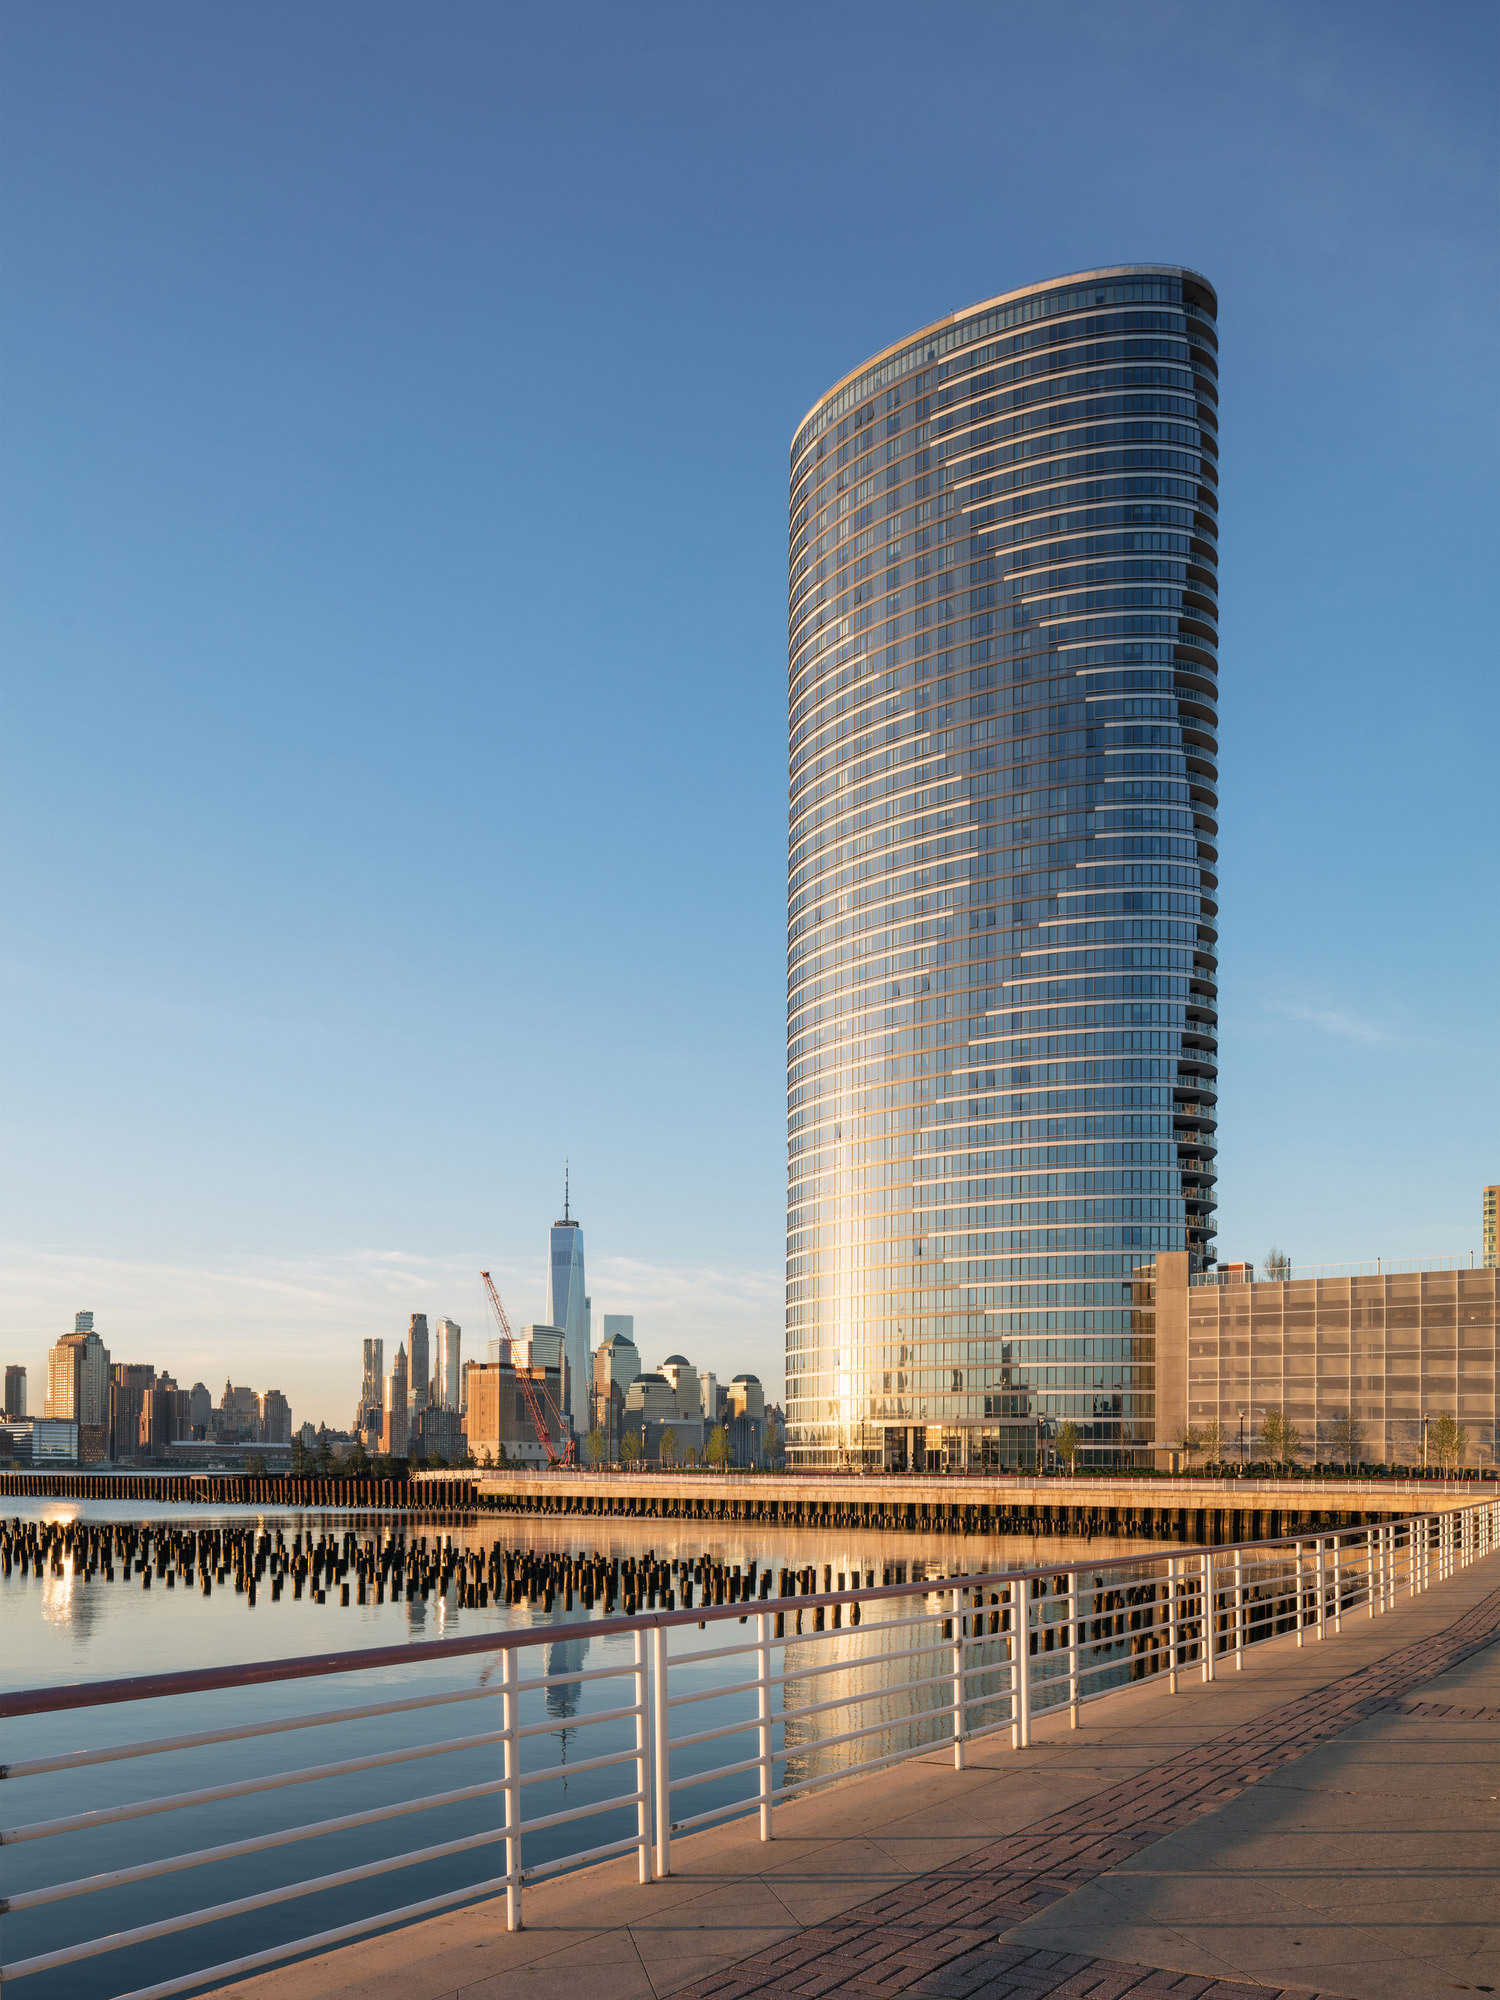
[0, 1498, 1154, 2000]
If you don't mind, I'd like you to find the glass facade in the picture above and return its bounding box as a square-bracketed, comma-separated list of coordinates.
[785, 265, 1220, 1470]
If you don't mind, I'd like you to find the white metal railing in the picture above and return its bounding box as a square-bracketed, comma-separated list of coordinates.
[1, 1495, 1495, 2000]
[1190, 1255, 1482, 1284]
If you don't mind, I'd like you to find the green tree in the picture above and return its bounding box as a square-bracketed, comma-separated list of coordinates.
[659, 1426, 677, 1468]
[1262, 1246, 1292, 1281]
[1256, 1408, 1302, 1468]
[763, 1417, 784, 1465]
[1199, 1415, 1227, 1463]
[620, 1428, 643, 1470]
[245, 1452, 267, 1478]
[1055, 1420, 1080, 1472]
[707, 1424, 730, 1472]
[1428, 1412, 1468, 1474]
[347, 1439, 370, 1475]
[1326, 1411, 1363, 1467]
[1176, 1422, 1203, 1464]
[585, 1427, 607, 1470]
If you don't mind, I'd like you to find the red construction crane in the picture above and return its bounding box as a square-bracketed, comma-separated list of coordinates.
[480, 1270, 575, 1467]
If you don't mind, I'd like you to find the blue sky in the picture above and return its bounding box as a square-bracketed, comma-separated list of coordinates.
[3, 1, 1496, 1426]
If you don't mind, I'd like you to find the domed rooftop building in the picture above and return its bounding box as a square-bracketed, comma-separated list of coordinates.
[659, 1354, 702, 1425]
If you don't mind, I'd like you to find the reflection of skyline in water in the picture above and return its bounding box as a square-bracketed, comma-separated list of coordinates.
[2, 1494, 1157, 1712]
[2, 1497, 1174, 2000]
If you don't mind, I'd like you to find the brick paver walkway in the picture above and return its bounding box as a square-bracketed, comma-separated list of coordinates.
[673, 1583, 1500, 2000]
[1358, 1692, 1500, 1721]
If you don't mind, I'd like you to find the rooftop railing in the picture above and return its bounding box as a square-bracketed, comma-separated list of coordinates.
[0, 1495, 1495, 2000]
[1191, 1256, 1484, 1286]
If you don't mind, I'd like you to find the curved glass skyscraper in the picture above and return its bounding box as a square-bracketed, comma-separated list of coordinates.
[786, 265, 1219, 1470]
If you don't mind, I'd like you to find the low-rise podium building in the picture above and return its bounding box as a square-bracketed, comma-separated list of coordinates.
[1145, 1252, 1498, 1466]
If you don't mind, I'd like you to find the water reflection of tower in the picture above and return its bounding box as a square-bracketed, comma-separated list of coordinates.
[545, 1637, 586, 1720]
[41, 1557, 103, 1643]
[405, 1593, 427, 1634]
[778, 1568, 1006, 1781]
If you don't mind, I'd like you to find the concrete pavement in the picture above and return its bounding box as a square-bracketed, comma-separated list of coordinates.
[204, 1553, 1500, 2000]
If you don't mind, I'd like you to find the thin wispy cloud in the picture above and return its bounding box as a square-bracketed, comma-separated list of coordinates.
[1266, 996, 1394, 1045]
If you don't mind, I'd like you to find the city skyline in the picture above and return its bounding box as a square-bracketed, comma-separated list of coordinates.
[2, 4, 1494, 1432]
[0, 1223, 782, 1435]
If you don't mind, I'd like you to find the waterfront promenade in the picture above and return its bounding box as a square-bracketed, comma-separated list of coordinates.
[213, 1549, 1500, 2000]
[460, 1468, 1488, 1547]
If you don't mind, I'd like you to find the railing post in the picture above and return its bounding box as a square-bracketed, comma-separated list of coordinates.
[951, 1585, 967, 1768]
[756, 1609, 774, 1840]
[649, 1623, 671, 1878]
[1015, 1582, 1032, 1750]
[1233, 1548, 1244, 1670]
[1293, 1541, 1304, 1648]
[635, 1628, 653, 1884]
[1202, 1549, 1215, 1681]
[1333, 1536, 1343, 1632]
[1316, 1538, 1326, 1641]
[500, 1645, 522, 1932]
[1366, 1526, 1376, 1618]
[1383, 1522, 1393, 1610]
[1067, 1568, 1081, 1726]
[1168, 1557, 1179, 1692]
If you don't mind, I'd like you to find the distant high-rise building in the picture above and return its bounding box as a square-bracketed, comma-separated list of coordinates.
[416, 1402, 465, 1464]
[699, 1371, 718, 1422]
[216, 1382, 261, 1443]
[3, 1365, 25, 1418]
[407, 1315, 430, 1415]
[260, 1388, 292, 1444]
[433, 1318, 462, 1409]
[729, 1374, 766, 1422]
[143, 1374, 188, 1456]
[108, 1363, 156, 1461]
[358, 1338, 384, 1440]
[47, 1322, 110, 1428]
[382, 1344, 409, 1458]
[786, 265, 1221, 1469]
[1485, 1186, 1497, 1269]
[546, 1170, 589, 1418]
[593, 1324, 639, 1453]
[727, 1373, 766, 1466]
[659, 1355, 701, 1425]
[189, 1382, 212, 1438]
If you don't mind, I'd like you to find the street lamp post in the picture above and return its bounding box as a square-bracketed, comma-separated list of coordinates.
[1238, 1408, 1261, 1471]
[1421, 1411, 1429, 1472]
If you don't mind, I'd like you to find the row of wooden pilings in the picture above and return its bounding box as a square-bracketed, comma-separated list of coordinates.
[0, 1472, 478, 1510]
[478, 1485, 1383, 1544]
